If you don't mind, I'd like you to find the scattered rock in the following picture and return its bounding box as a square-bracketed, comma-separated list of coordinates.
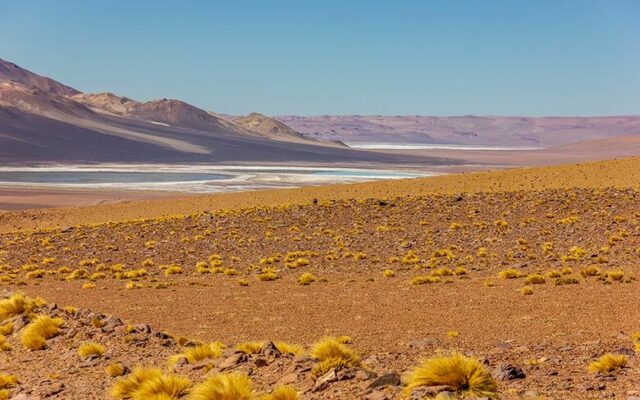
[407, 338, 437, 349]
[313, 369, 337, 392]
[42, 382, 65, 397]
[254, 357, 269, 368]
[102, 316, 123, 328]
[14, 314, 30, 331]
[337, 367, 356, 381]
[260, 341, 281, 357]
[494, 364, 526, 381]
[218, 352, 247, 370]
[409, 385, 455, 399]
[133, 324, 151, 334]
[276, 372, 298, 386]
[367, 372, 401, 389]
[364, 392, 391, 400]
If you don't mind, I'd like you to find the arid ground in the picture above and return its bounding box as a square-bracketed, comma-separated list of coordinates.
[2, 157, 640, 399]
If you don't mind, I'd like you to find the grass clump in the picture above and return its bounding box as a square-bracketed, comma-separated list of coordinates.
[580, 266, 601, 278]
[0, 322, 13, 336]
[78, 342, 106, 358]
[164, 265, 182, 276]
[298, 273, 316, 285]
[546, 269, 562, 278]
[309, 337, 360, 377]
[0, 293, 41, 321]
[188, 373, 253, 400]
[498, 269, 522, 279]
[169, 342, 225, 366]
[236, 341, 264, 354]
[130, 373, 191, 399]
[106, 363, 126, 378]
[520, 286, 534, 295]
[111, 367, 190, 399]
[111, 368, 163, 397]
[274, 342, 305, 356]
[605, 269, 625, 282]
[383, 269, 395, 278]
[259, 386, 299, 400]
[125, 281, 143, 290]
[403, 351, 498, 398]
[257, 268, 278, 281]
[0, 374, 18, 389]
[555, 276, 580, 286]
[21, 315, 64, 350]
[410, 276, 441, 285]
[0, 335, 11, 351]
[524, 274, 546, 285]
[587, 353, 628, 374]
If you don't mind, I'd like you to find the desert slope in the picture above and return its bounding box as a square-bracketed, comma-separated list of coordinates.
[0, 58, 79, 96]
[0, 59, 443, 165]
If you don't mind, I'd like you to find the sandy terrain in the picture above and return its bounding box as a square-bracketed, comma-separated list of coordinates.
[1, 156, 638, 233]
[0, 187, 184, 211]
[1, 157, 640, 399]
[379, 135, 640, 170]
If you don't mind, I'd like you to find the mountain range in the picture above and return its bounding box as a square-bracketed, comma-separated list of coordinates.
[277, 114, 640, 148]
[0, 58, 433, 165]
[1, 57, 639, 165]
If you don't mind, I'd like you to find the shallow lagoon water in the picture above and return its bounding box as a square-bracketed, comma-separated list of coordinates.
[0, 165, 427, 193]
[346, 142, 541, 150]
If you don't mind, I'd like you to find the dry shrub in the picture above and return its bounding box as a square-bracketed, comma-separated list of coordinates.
[188, 373, 253, 400]
[21, 315, 64, 350]
[403, 351, 498, 398]
[78, 342, 106, 358]
[309, 337, 360, 377]
[588, 353, 628, 374]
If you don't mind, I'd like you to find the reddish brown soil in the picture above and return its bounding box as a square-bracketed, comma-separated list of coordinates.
[2, 178, 640, 398]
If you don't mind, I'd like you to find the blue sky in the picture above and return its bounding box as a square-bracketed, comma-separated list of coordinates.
[1, 0, 638, 116]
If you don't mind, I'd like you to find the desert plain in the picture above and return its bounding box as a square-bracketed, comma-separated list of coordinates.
[1, 157, 640, 399]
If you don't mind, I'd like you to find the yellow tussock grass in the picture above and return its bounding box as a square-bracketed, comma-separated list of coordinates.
[0, 374, 18, 389]
[110, 367, 164, 398]
[0, 335, 12, 351]
[0, 293, 40, 321]
[274, 342, 305, 356]
[259, 385, 299, 400]
[403, 351, 498, 398]
[524, 274, 546, 285]
[588, 353, 628, 374]
[78, 342, 106, 358]
[298, 273, 316, 285]
[130, 373, 191, 400]
[169, 342, 225, 366]
[520, 286, 534, 295]
[498, 269, 522, 279]
[106, 363, 126, 378]
[21, 315, 64, 350]
[309, 337, 360, 377]
[188, 373, 253, 400]
[0, 322, 13, 336]
[236, 341, 264, 354]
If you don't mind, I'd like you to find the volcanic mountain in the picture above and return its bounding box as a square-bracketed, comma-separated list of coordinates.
[0, 59, 444, 165]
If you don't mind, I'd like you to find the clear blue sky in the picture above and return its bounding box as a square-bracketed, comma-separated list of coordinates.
[1, 0, 638, 116]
